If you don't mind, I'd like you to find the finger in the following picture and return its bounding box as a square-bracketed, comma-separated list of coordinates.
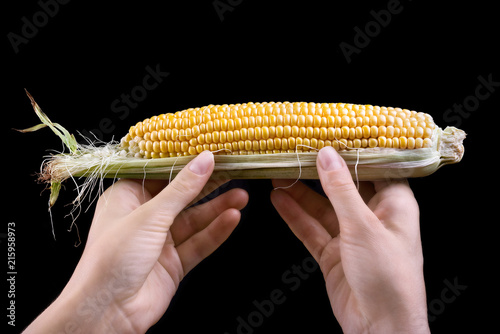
[371, 179, 416, 216]
[370, 179, 420, 235]
[316, 147, 379, 236]
[171, 188, 249, 245]
[270, 188, 332, 262]
[373, 178, 409, 193]
[272, 179, 339, 236]
[126, 174, 229, 205]
[175, 208, 241, 274]
[132, 151, 214, 232]
[139, 179, 170, 199]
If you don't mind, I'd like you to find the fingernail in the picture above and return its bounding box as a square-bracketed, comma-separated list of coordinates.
[318, 146, 344, 171]
[189, 151, 214, 175]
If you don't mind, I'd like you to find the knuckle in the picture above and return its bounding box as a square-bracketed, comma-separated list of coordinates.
[168, 176, 191, 196]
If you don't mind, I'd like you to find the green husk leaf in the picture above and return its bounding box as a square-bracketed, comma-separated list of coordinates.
[22, 89, 78, 154]
[49, 181, 61, 208]
[14, 123, 49, 133]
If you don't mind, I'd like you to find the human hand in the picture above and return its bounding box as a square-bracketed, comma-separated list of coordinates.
[24, 151, 249, 333]
[271, 147, 430, 333]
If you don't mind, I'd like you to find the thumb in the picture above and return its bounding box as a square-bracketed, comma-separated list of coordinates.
[136, 150, 215, 230]
[317, 147, 377, 234]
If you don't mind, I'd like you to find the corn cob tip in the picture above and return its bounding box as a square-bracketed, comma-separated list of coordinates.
[439, 126, 466, 165]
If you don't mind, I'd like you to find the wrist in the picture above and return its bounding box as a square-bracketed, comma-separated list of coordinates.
[23, 279, 135, 333]
[368, 313, 430, 334]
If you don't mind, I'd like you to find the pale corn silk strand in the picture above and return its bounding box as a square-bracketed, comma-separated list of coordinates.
[43, 135, 128, 245]
[167, 148, 232, 183]
[271, 144, 318, 191]
[66, 141, 125, 247]
[272, 142, 361, 191]
[141, 159, 151, 201]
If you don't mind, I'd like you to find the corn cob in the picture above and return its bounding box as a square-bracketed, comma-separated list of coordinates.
[119, 101, 436, 158]
[21, 93, 465, 207]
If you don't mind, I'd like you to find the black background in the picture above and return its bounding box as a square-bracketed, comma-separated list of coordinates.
[3, 0, 497, 333]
